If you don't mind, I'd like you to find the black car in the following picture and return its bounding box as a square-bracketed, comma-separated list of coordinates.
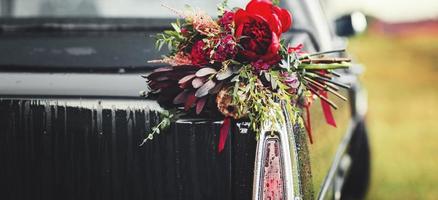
[0, 0, 369, 199]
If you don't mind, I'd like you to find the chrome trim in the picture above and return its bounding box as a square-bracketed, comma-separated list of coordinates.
[316, 75, 368, 199]
[253, 116, 295, 200]
[334, 154, 352, 200]
[252, 106, 315, 200]
[0, 72, 146, 98]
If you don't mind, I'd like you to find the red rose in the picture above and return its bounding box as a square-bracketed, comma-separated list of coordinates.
[190, 40, 209, 65]
[234, 0, 292, 63]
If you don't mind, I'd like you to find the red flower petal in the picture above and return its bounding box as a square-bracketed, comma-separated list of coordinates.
[268, 12, 283, 36]
[279, 8, 292, 32]
[235, 22, 244, 38]
[246, 0, 273, 12]
[247, 0, 286, 35]
[246, 1, 274, 22]
[234, 0, 293, 64]
[260, 33, 280, 61]
[234, 9, 249, 31]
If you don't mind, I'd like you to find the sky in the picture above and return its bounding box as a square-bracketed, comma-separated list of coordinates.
[324, 0, 438, 22]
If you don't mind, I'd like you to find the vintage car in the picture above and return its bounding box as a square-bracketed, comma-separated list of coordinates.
[0, 0, 369, 199]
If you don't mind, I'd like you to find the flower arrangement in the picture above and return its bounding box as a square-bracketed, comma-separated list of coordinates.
[141, 0, 351, 151]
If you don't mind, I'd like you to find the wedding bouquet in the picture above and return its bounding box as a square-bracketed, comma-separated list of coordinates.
[142, 0, 351, 151]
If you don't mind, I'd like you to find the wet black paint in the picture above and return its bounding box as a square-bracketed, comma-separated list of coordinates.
[0, 99, 257, 200]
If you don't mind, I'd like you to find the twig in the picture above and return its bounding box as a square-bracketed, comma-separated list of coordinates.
[299, 49, 346, 59]
[306, 84, 338, 110]
[306, 71, 333, 80]
[161, 4, 186, 18]
[311, 75, 350, 89]
[301, 58, 351, 64]
[304, 73, 339, 91]
[301, 63, 350, 70]
[303, 76, 347, 101]
[324, 81, 340, 91]
[328, 70, 341, 77]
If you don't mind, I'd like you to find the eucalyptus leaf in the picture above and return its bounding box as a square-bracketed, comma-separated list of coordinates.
[231, 65, 240, 74]
[195, 68, 217, 77]
[196, 97, 207, 114]
[178, 74, 196, 85]
[195, 80, 216, 97]
[192, 78, 205, 89]
[216, 67, 233, 80]
[173, 90, 189, 104]
[209, 81, 224, 94]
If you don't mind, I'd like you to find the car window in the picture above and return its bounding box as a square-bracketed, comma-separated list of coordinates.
[1, 0, 247, 18]
[0, 0, 305, 71]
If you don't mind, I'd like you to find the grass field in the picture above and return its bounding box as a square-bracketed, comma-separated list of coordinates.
[348, 32, 438, 199]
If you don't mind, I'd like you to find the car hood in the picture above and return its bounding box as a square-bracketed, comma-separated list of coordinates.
[0, 72, 149, 98]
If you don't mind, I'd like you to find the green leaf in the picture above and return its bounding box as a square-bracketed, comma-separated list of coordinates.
[171, 22, 181, 33]
[270, 74, 278, 90]
[264, 72, 271, 82]
[231, 75, 240, 82]
[229, 59, 241, 65]
[158, 42, 164, 51]
[233, 81, 240, 97]
[164, 30, 174, 35]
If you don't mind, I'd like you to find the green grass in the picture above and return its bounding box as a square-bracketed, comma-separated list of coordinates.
[348, 32, 438, 199]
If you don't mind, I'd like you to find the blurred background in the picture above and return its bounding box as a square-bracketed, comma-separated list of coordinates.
[1, 0, 437, 199]
[322, 0, 438, 199]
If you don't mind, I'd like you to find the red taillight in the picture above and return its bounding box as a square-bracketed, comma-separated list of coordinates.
[262, 138, 285, 200]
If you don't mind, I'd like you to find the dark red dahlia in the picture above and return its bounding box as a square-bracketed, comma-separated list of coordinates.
[190, 40, 210, 65]
[213, 35, 237, 62]
[219, 11, 235, 33]
[251, 57, 281, 71]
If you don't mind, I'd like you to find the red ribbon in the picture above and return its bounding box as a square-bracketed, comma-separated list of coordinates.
[218, 117, 231, 153]
[288, 43, 304, 54]
[320, 91, 337, 127]
[304, 70, 337, 144]
[319, 70, 337, 128]
[304, 104, 313, 144]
